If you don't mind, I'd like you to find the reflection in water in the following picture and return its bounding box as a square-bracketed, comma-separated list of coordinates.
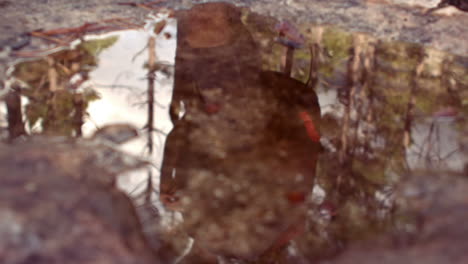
[4, 13, 177, 212]
[161, 3, 321, 261]
[2, 2, 468, 264]
[246, 9, 467, 263]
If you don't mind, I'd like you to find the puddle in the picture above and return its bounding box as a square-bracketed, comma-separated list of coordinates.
[3, 13, 177, 203]
[1, 3, 468, 263]
[244, 12, 467, 172]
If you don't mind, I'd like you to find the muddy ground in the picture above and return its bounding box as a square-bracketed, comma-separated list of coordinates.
[1, 0, 468, 53]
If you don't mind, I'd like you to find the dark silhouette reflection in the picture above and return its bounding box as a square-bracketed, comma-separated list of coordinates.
[428, 0, 468, 12]
[160, 3, 321, 262]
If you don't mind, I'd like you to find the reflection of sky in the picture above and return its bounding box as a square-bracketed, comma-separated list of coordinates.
[82, 18, 177, 198]
[316, 87, 464, 172]
[407, 118, 463, 171]
[0, 101, 5, 138]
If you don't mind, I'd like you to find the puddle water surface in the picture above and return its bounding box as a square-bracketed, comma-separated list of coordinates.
[2, 3, 467, 263]
[4, 13, 177, 202]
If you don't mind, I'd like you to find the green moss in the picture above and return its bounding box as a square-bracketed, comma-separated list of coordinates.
[79, 35, 119, 56]
[353, 159, 386, 184]
[320, 27, 353, 77]
[11, 36, 114, 136]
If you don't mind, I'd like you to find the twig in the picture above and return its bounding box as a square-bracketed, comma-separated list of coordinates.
[35, 23, 98, 36]
[11, 46, 65, 58]
[29, 31, 69, 45]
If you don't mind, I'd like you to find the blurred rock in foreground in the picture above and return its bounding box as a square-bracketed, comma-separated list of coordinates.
[320, 171, 468, 264]
[0, 136, 160, 264]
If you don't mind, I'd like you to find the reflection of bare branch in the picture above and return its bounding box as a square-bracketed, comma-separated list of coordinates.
[425, 122, 438, 165]
[132, 42, 149, 62]
[129, 179, 151, 196]
[420, 121, 445, 166]
[146, 170, 153, 204]
[150, 127, 168, 136]
[93, 83, 140, 90]
[132, 99, 166, 109]
[424, 122, 436, 164]
[112, 71, 138, 88]
[440, 147, 460, 161]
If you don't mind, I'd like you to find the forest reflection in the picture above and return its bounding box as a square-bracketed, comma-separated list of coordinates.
[2, 3, 467, 263]
[244, 10, 467, 262]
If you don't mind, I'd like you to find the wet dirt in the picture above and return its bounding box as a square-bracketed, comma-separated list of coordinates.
[1, 1, 468, 264]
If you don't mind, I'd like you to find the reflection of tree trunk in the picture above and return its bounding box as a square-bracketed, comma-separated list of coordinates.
[423, 121, 436, 164]
[6, 90, 26, 139]
[440, 56, 458, 107]
[73, 94, 84, 137]
[339, 35, 365, 165]
[283, 46, 294, 76]
[365, 60, 376, 151]
[403, 60, 424, 148]
[145, 36, 156, 203]
[47, 57, 58, 92]
[306, 27, 323, 89]
[356, 39, 375, 152]
[335, 35, 366, 197]
[43, 93, 57, 133]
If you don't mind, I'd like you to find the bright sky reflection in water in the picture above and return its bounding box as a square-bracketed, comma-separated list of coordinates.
[81, 18, 177, 198]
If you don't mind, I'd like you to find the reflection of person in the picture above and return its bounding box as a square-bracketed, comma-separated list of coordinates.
[160, 2, 321, 262]
[427, 0, 468, 13]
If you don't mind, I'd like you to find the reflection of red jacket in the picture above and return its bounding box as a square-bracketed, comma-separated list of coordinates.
[160, 2, 321, 261]
[300, 110, 321, 143]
